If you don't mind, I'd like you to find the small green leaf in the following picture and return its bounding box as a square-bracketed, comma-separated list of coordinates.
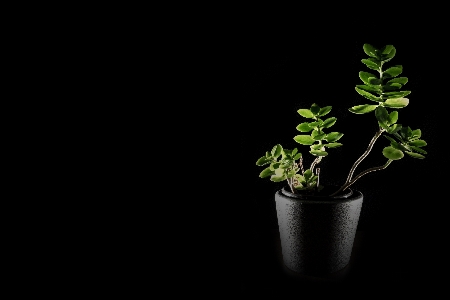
[409, 140, 427, 147]
[368, 77, 382, 85]
[411, 129, 421, 138]
[322, 117, 337, 128]
[311, 129, 319, 138]
[383, 82, 402, 91]
[388, 111, 398, 125]
[356, 85, 381, 93]
[291, 148, 298, 156]
[361, 59, 379, 71]
[349, 104, 378, 114]
[359, 71, 379, 86]
[296, 122, 313, 132]
[386, 124, 402, 134]
[271, 144, 283, 158]
[405, 151, 425, 159]
[294, 153, 302, 160]
[363, 44, 379, 58]
[378, 121, 389, 131]
[325, 132, 343, 142]
[310, 144, 323, 150]
[259, 167, 275, 178]
[375, 106, 389, 125]
[256, 156, 271, 166]
[310, 103, 320, 115]
[384, 98, 409, 108]
[272, 162, 281, 169]
[383, 91, 411, 99]
[304, 169, 313, 181]
[318, 106, 332, 117]
[383, 146, 404, 160]
[324, 142, 343, 148]
[386, 77, 408, 85]
[410, 146, 427, 154]
[293, 135, 315, 145]
[381, 45, 394, 55]
[265, 151, 271, 158]
[382, 46, 396, 62]
[313, 133, 326, 140]
[297, 109, 315, 118]
[270, 174, 287, 182]
[310, 150, 328, 156]
[384, 66, 403, 78]
[355, 87, 383, 102]
[384, 135, 397, 144]
[308, 121, 320, 127]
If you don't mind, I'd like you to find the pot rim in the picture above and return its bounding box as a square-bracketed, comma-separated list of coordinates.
[278, 185, 362, 203]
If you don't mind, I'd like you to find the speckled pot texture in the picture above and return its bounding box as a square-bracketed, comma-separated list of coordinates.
[275, 185, 363, 275]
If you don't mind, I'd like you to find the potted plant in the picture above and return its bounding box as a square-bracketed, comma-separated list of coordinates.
[255, 43, 427, 276]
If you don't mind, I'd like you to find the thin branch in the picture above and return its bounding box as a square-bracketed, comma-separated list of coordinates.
[310, 157, 322, 173]
[330, 159, 392, 196]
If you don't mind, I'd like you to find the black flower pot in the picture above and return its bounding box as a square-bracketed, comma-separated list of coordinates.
[275, 185, 363, 275]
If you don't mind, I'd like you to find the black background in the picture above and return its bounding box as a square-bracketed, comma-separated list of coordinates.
[228, 27, 449, 294]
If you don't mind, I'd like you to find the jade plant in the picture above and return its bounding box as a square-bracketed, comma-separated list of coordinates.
[256, 43, 427, 196]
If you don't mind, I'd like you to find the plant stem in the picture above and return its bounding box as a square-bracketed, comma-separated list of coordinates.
[330, 160, 393, 195]
[310, 156, 322, 173]
[330, 128, 384, 196]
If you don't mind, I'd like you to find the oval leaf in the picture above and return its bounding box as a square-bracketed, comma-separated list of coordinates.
[382, 46, 396, 61]
[355, 87, 383, 102]
[411, 129, 421, 138]
[310, 150, 328, 156]
[383, 82, 402, 91]
[361, 59, 379, 71]
[325, 132, 343, 142]
[310, 103, 320, 115]
[324, 142, 343, 148]
[384, 98, 409, 108]
[386, 77, 408, 85]
[363, 44, 378, 58]
[296, 122, 313, 132]
[405, 151, 425, 159]
[383, 91, 411, 99]
[270, 174, 287, 182]
[313, 133, 326, 140]
[297, 109, 315, 118]
[322, 117, 337, 128]
[256, 156, 271, 166]
[348, 104, 378, 114]
[388, 111, 398, 125]
[293, 153, 302, 160]
[356, 84, 381, 93]
[359, 71, 379, 85]
[384, 66, 403, 78]
[409, 140, 427, 147]
[271, 144, 283, 158]
[318, 106, 332, 116]
[381, 45, 394, 55]
[383, 146, 404, 160]
[410, 146, 427, 154]
[259, 167, 275, 178]
[293, 135, 315, 145]
[304, 169, 313, 181]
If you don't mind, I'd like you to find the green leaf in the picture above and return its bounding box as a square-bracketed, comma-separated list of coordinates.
[405, 151, 425, 159]
[322, 117, 337, 128]
[363, 44, 379, 58]
[383, 82, 402, 91]
[325, 132, 343, 142]
[381, 45, 394, 55]
[272, 162, 281, 169]
[384, 135, 397, 144]
[308, 121, 320, 127]
[359, 71, 380, 86]
[411, 129, 421, 138]
[310, 144, 323, 150]
[384, 98, 409, 108]
[311, 129, 319, 138]
[349, 104, 378, 114]
[291, 148, 298, 156]
[369, 77, 382, 85]
[386, 77, 408, 85]
[383, 91, 411, 99]
[296, 122, 313, 132]
[259, 167, 275, 178]
[265, 151, 271, 158]
[270, 174, 287, 182]
[310, 103, 320, 115]
[388, 111, 398, 125]
[383, 146, 404, 160]
[356, 85, 381, 93]
[386, 124, 402, 134]
[297, 109, 315, 118]
[294, 153, 302, 160]
[324, 142, 343, 148]
[256, 156, 271, 166]
[389, 141, 409, 152]
[409, 140, 427, 147]
[375, 106, 389, 125]
[361, 59, 379, 71]
[293, 135, 315, 145]
[310, 150, 328, 156]
[382, 46, 396, 62]
[313, 133, 326, 140]
[318, 106, 332, 117]
[271, 144, 283, 158]
[304, 169, 313, 181]
[410, 146, 427, 154]
[384, 66, 403, 78]
[355, 87, 383, 102]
